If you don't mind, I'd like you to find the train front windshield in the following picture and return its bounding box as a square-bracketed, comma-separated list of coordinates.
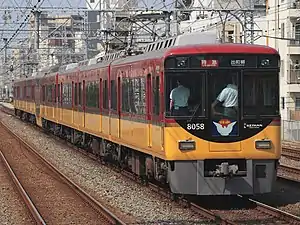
[164, 54, 280, 120]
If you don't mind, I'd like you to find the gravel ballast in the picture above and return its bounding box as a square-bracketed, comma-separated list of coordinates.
[0, 154, 35, 225]
[0, 112, 209, 224]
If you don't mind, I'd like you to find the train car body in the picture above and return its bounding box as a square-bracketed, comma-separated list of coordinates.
[13, 32, 281, 196]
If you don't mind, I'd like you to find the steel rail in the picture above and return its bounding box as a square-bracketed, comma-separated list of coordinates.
[282, 147, 300, 161]
[0, 151, 46, 225]
[0, 120, 127, 225]
[280, 164, 300, 176]
[237, 195, 300, 225]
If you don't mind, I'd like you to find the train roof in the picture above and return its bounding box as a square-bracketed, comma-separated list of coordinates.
[111, 43, 279, 66]
[163, 43, 279, 56]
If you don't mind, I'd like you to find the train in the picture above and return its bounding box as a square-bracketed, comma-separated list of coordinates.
[13, 31, 281, 196]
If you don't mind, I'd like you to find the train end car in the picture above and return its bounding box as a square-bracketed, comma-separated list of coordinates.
[162, 44, 281, 195]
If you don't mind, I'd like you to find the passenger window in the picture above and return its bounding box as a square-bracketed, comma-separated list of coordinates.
[243, 72, 279, 116]
[78, 82, 82, 105]
[86, 81, 99, 108]
[165, 72, 205, 118]
[74, 83, 78, 106]
[103, 80, 108, 109]
[111, 80, 117, 110]
[210, 71, 239, 137]
[152, 76, 160, 116]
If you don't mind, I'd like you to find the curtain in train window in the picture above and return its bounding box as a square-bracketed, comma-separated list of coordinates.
[243, 73, 279, 116]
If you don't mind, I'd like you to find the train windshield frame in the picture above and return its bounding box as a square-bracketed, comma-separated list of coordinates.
[164, 53, 280, 120]
[242, 71, 279, 117]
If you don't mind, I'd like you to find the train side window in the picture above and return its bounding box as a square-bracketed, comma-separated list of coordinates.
[86, 81, 99, 108]
[103, 80, 108, 109]
[42, 85, 45, 102]
[53, 84, 56, 103]
[47, 84, 53, 103]
[153, 76, 160, 116]
[111, 80, 117, 111]
[27, 85, 30, 99]
[24, 86, 26, 99]
[62, 83, 69, 105]
[122, 78, 130, 112]
[78, 82, 82, 106]
[131, 77, 146, 114]
[74, 83, 78, 106]
[57, 84, 61, 103]
[31, 85, 34, 100]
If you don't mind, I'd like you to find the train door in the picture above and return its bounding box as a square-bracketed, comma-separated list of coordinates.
[99, 78, 103, 133]
[73, 73, 82, 127]
[146, 74, 152, 147]
[82, 79, 86, 129]
[34, 78, 42, 126]
[117, 77, 121, 138]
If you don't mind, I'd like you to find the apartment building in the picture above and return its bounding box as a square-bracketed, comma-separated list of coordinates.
[266, 0, 300, 120]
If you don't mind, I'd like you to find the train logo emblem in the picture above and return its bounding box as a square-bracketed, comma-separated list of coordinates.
[213, 119, 237, 136]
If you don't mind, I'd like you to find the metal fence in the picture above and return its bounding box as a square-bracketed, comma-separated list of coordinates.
[282, 120, 300, 142]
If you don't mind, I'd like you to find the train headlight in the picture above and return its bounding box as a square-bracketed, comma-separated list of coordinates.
[178, 140, 195, 150]
[255, 140, 271, 149]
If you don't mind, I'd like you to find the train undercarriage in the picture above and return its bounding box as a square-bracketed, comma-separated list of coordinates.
[15, 109, 170, 189]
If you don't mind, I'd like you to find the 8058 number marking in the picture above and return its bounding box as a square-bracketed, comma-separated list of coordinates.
[186, 123, 205, 130]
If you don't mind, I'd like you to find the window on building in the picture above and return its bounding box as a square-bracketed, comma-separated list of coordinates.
[90, 0, 95, 3]
[281, 60, 284, 77]
[281, 97, 285, 109]
[296, 97, 300, 109]
[281, 23, 285, 38]
[295, 23, 300, 40]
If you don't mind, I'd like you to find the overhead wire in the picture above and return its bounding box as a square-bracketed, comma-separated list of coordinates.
[0, 0, 46, 54]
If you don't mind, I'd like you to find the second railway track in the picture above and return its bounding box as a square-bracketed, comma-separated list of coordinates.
[0, 119, 127, 225]
[282, 147, 300, 161]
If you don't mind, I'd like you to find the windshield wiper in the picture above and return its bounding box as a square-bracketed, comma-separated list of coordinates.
[188, 103, 201, 122]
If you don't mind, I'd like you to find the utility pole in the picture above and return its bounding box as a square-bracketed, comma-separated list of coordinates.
[34, 10, 41, 72]
[3, 38, 7, 64]
[174, 0, 180, 35]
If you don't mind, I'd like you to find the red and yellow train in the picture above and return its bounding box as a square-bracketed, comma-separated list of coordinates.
[13, 35, 281, 196]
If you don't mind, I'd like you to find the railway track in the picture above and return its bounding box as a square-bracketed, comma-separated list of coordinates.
[0, 119, 127, 225]
[282, 147, 300, 161]
[2, 105, 300, 224]
[278, 164, 300, 183]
